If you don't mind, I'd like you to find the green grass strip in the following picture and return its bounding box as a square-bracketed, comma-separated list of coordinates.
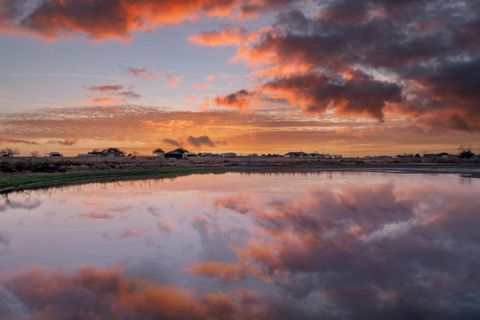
[0, 167, 224, 193]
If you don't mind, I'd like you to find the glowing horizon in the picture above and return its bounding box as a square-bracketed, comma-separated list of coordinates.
[1, 0, 480, 156]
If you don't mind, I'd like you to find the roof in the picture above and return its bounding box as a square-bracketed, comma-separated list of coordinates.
[166, 148, 189, 154]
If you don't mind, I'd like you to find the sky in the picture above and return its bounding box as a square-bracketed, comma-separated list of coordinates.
[0, 0, 479, 156]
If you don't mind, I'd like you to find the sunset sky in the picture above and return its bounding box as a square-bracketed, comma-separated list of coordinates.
[0, 0, 479, 156]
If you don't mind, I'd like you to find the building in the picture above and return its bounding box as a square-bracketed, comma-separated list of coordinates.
[221, 152, 237, 158]
[182, 152, 198, 159]
[284, 152, 308, 158]
[198, 152, 220, 157]
[48, 151, 63, 157]
[165, 148, 189, 159]
[84, 148, 126, 157]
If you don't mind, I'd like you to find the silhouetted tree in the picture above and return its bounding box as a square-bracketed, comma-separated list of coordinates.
[459, 147, 475, 159]
[0, 148, 19, 157]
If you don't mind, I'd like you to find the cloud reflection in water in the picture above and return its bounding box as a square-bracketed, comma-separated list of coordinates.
[0, 173, 479, 319]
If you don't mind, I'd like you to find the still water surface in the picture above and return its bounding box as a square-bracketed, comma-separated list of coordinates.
[0, 172, 479, 319]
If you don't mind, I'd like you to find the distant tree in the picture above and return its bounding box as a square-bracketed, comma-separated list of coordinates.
[103, 147, 126, 157]
[459, 147, 475, 159]
[0, 148, 19, 157]
[153, 148, 165, 154]
[31, 150, 40, 158]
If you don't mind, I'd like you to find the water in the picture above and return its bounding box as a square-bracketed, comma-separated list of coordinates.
[0, 172, 479, 319]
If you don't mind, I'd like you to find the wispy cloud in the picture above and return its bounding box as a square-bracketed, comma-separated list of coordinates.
[125, 67, 156, 80]
[164, 73, 182, 88]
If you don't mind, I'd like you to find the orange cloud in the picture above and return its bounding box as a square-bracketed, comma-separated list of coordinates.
[88, 97, 120, 105]
[189, 27, 247, 46]
[2, 106, 480, 156]
[2, 0, 237, 41]
[214, 90, 254, 111]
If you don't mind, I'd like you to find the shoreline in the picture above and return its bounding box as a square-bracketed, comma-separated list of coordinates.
[1, 163, 480, 194]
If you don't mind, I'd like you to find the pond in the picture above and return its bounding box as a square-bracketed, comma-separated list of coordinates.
[0, 172, 479, 319]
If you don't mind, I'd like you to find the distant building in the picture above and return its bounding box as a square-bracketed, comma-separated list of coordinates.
[165, 148, 189, 159]
[221, 152, 237, 158]
[182, 152, 198, 159]
[198, 152, 220, 157]
[284, 152, 308, 158]
[84, 148, 125, 157]
[423, 153, 439, 158]
[48, 151, 63, 157]
[85, 151, 103, 157]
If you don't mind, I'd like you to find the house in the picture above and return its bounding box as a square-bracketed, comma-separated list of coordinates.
[86, 148, 125, 157]
[165, 148, 189, 159]
[48, 151, 63, 157]
[86, 150, 103, 157]
[284, 152, 308, 158]
[182, 152, 198, 159]
[221, 152, 237, 158]
[198, 152, 220, 157]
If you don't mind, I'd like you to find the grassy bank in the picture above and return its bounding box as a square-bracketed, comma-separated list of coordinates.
[0, 167, 224, 193]
[1, 162, 480, 194]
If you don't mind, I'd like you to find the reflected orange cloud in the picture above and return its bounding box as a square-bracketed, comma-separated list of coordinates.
[78, 212, 115, 220]
[2, 266, 281, 320]
[187, 261, 253, 281]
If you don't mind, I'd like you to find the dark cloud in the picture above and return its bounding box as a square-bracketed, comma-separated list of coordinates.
[263, 71, 402, 120]
[223, 0, 480, 126]
[0, 138, 38, 145]
[214, 90, 254, 110]
[187, 135, 216, 148]
[47, 139, 78, 146]
[117, 90, 142, 99]
[163, 138, 182, 148]
[0, 0, 300, 40]
[85, 84, 141, 101]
